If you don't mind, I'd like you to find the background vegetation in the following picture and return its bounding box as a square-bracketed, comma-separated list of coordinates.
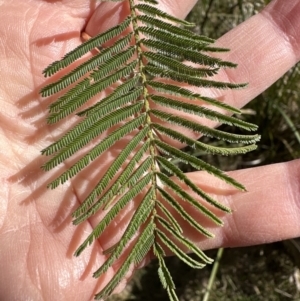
[108, 1, 300, 300]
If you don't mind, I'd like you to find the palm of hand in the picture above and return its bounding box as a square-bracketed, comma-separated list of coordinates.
[1, 1, 300, 301]
[0, 1, 127, 300]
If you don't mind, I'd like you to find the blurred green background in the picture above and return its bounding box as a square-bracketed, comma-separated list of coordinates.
[108, 1, 300, 300]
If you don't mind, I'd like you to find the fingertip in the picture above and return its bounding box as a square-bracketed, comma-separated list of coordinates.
[262, 0, 300, 61]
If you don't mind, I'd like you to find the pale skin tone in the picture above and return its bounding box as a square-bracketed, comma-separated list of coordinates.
[0, 0, 300, 300]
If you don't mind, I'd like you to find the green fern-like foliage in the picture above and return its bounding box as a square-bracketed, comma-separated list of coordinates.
[40, 0, 260, 299]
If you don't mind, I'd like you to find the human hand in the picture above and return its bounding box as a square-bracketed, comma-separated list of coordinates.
[0, 0, 300, 300]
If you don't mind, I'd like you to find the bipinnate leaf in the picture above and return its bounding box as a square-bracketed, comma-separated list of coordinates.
[156, 201, 183, 234]
[74, 173, 152, 257]
[155, 251, 178, 301]
[157, 171, 223, 227]
[156, 227, 206, 269]
[157, 213, 213, 264]
[95, 220, 155, 300]
[142, 39, 238, 68]
[139, 26, 229, 53]
[157, 187, 214, 239]
[40, 0, 259, 300]
[137, 15, 214, 43]
[72, 139, 150, 220]
[42, 17, 131, 77]
[147, 81, 242, 114]
[156, 155, 231, 213]
[77, 76, 140, 117]
[93, 187, 155, 277]
[133, 4, 195, 27]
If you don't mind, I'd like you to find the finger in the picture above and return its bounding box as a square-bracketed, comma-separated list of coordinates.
[186, 159, 300, 250]
[148, 0, 300, 138]
[146, 0, 300, 109]
[211, 0, 300, 109]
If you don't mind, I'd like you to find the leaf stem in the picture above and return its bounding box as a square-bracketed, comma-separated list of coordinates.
[129, 0, 158, 179]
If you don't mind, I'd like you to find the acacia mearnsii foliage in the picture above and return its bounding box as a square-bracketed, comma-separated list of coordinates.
[40, 0, 259, 299]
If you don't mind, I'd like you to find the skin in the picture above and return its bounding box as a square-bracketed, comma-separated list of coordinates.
[0, 0, 300, 300]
